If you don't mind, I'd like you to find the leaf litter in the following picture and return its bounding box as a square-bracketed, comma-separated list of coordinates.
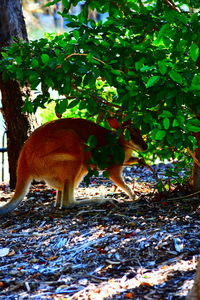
[0, 164, 199, 299]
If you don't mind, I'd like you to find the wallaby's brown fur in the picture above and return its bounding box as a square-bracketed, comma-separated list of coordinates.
[0, 118, 147, 214]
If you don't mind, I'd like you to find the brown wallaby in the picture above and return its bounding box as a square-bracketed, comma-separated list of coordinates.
[0, 118, 147, 214]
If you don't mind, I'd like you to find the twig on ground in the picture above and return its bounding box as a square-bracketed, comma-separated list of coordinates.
[166, 190, 200, 202]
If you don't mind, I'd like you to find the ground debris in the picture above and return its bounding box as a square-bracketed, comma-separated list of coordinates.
[0, 165, 199, 299]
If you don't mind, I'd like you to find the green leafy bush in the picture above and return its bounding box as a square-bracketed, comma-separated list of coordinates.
[1, 0, 200, 188]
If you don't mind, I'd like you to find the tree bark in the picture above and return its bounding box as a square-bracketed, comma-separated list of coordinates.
[191, 133, 200, 192]
[0, 0, 37, 189]
[186, 259, 200, 300]
[0, 0, 28, 45]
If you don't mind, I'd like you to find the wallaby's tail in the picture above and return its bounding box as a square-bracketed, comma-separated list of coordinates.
[0, 148, 31, 215]
[0, 182, 31, 215]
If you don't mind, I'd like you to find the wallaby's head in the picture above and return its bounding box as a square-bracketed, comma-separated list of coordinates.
[107, 118, 148, 152]
[124, 126, 148, 151]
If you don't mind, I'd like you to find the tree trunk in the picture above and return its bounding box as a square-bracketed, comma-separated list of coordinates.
[186, 259, 200, 300]
[0, 0, 37, 189]
[191, 134, 200, 192]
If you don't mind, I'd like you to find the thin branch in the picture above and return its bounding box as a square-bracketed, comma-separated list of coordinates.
[70, 83, 125, 111]
[164, 0, 181, 12]
[56, 53, 140, 115]
[56, 53, 106, 69]
[166, 190, 200, 201]
[90, 93, 125, 110]
[65, 53, 106, 65]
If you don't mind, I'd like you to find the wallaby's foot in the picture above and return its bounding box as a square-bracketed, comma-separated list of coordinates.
[94, 197, 119, 206]
[74, 197, 118, 207]
[54, 201, 60, 208]
[56, 194, 140, 210]
[132, 194, 138, 201]
[59, 202, 77, 209]
[129, 193, 141, 202]
[57, 198, 105, 209]
[55, 199, 96, 209]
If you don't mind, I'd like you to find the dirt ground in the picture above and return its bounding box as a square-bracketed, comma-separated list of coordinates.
[0, 166, 199, 299]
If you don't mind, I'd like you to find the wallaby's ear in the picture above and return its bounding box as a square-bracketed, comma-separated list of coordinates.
[107, 118, 121, 130]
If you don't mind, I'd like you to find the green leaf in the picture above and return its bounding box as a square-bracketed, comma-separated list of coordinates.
[87, 53, 100, 64]
[190, 43, 199, 62]
[83, 73, 92, 86]
[55, 100, 68, 115]
[62, 0, 70, 10]
[67, 99, 79, 109]
[102, 170, 110, 178]
[160, 110, 173, 118]
[124, 128, 131, 141]
[163, 118, 170, 130]
[158, 24, 170, 39]
[44, 77, 54, 87]
[112, 145, 125, 164]
[28, 71, 39, 82]
[88, 76, 96, 88]
[79, 101, 87, 110]
[154, 130, 166, 140]
[104, 70, 113, 85]
[188, 119, 200, 126]
[41, 54, 50, 64]
[177, 115, 185, 125]
[86, 135, 97, 148]
[158, 61, 167, 75]
[187, 119, 200, 133]
[140, 65, 156, 72]
[63, 77, 71, 93]
[73, 30, 80, 40]
[135, 58, 144, 71]
[15, 56, 22, 64]
[111, 69, 122, 76]
[31, 58, 39, 68]
[172, 119, 179, 127]
[191, 75, 200, 90]
[1, 52, 8, 59]
[57, 40, 67, 47]
[16, 69, 24, 81]
[186, 124, 200, 133]
[23, 99, 34, 113]
[169, 70, 183, 84]
[146, 76, 160, 88]
[44, 0, 59, 7]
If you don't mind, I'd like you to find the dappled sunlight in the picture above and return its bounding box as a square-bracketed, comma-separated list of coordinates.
[1, 0, 200, 298]
[0, 182, 199, 298]
[65, 257, 198, 299]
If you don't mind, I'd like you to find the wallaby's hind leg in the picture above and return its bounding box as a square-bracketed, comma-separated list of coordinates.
[60, 167, 88, 208]
[55, 162, 86, 209]
[53, 181, 76, 209]
[108, 165, 136, 200]
[55, 190, 62, 207]
[60, 179, 76, 208]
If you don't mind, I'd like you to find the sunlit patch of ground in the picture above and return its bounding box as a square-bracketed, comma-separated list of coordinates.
[0, 170, 199, 299]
